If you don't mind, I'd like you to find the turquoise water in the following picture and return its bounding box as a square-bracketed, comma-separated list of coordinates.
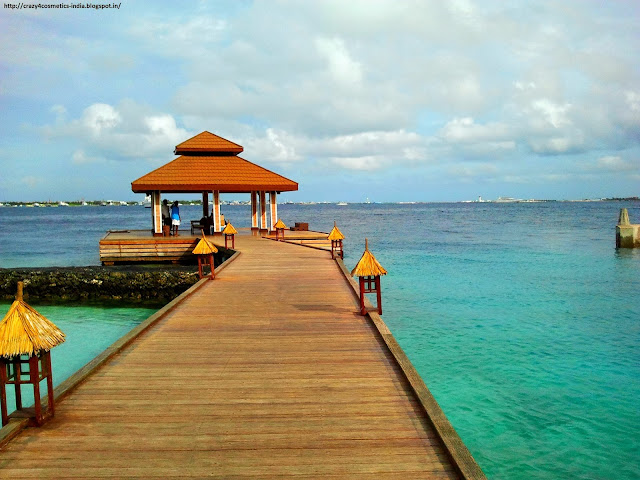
[332, 203, 640, 480]
[1, 202, 639, 479]
[0, 303, 152, 414]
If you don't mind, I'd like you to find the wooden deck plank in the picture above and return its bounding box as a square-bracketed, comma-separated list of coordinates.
[1, 233, 466, 478]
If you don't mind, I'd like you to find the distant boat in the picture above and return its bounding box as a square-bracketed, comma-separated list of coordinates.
[59, 201, 69, 206]
[337, 202, 348, 206]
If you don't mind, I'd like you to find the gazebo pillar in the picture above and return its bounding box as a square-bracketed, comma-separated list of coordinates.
[269, 191, 278, 233]
[202, 192, 209, 219]
[259, 191, 267, 233]
[151, 191, 162, 237]
[251, 191, 259, 231]
[212, 190, 221, 235]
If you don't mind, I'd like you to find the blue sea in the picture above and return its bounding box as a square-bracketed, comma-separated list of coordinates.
[1, 202, 639, 479]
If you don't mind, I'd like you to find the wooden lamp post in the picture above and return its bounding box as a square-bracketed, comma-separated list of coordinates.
[0, 281, 66, 427]
[274, 219, 287, 241]
[327, 221, 345, 259]
[222, 222, 238, 249]
[193, 232, 218, 280]
[351, 239, 387, 316]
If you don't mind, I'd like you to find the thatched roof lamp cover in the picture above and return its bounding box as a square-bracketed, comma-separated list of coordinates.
[327, 221, 345, 241]
[193, 232, 218, 255]
[351, 239, 387, 277]
[222, 222, 238, 235]
[274, 219, 287, 229]
[0, 282, 66, 358]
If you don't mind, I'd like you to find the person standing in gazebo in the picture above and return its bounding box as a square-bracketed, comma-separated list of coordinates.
[171, 201, 181, 236]
[161, 199, 171, 235]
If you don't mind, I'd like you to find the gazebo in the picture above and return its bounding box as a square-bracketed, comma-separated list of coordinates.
[131, 131, 298, 236]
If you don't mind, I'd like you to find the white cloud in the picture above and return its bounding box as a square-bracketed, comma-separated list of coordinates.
[242, 128, 427, 169]
[72, 150, 97, 165]
[448, 162, 499, 178]
[595, 155, 638, 173]
[330, 155, 384, 171]
[144, 115, 188, 147]
[245, 129, 302, 164]
[528, 136, 584, 154]
[129, 16, 226, 59]
[315, 37, 363, 88]
[530, 99, 572, 129]
[43, 102, 191, 162]
[20, 176, 43, 188]
[439, 117, 512, 144]
[50, 105, 67, 116]
[317, 130, 423, 157]
[82, 104, 122, 136]
[626, 91, 640, 112]
[3, 1, 640, 200]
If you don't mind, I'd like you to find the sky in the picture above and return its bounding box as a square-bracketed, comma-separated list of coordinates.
[1, 0, 638, 203]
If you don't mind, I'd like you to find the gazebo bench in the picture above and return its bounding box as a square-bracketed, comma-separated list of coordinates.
[191, 220, 205, 235]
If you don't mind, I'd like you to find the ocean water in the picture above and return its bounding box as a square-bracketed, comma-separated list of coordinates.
[1, 202, 639, 479]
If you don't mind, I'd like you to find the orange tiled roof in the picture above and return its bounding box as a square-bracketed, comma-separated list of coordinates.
[174, 131, 244, 155]
[132, 156, 298, 193]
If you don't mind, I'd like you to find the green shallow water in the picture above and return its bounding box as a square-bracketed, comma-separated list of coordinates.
[0, 303, 152, 414]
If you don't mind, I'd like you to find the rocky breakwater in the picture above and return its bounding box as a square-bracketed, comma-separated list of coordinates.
[0, 266, 202, 304]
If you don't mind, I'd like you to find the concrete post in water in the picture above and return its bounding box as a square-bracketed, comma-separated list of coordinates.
[616, 208, 640, 248]
[618, 208, 630, 226]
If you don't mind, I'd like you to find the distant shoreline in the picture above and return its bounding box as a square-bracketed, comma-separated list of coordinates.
[0, 197, 638, 207]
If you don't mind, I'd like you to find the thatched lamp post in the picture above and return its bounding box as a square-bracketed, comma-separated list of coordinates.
[193, 232, 218, 280]
[0, 282, 65, 427]
[351, 239, 387, 316]
[274, 218, 287, 241]
[327, 221, 345, 259]
[222, 222, 238, 249]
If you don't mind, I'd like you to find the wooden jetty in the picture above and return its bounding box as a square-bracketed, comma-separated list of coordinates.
[99, 229, 332, 264]
[0, 232, 484, 479]
[99, 230, 202, 264]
